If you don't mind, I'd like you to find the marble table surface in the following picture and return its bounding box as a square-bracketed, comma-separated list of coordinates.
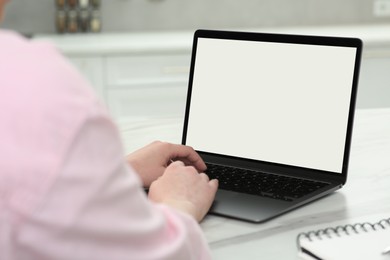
[116, 107, 390, 260]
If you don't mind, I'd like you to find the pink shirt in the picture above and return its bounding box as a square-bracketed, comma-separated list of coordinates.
[0, 30, 211, 260]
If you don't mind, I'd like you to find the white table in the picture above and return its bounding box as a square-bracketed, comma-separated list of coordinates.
[117, 108, 390, 259]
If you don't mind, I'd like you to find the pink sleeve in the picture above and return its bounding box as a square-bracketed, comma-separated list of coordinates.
[16, 94, 211, 260]
[0, 30, 211, 260]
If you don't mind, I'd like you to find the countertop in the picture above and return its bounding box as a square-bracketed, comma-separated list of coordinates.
[33, 24, 390, 56]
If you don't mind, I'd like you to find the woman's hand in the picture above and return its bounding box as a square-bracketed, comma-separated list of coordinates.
[148, 161, 218, 222]
[126, 141, 218, 221]
[126, 141, 207, 187]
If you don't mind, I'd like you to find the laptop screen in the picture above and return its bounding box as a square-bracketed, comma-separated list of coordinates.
[184, 32, 360, 174]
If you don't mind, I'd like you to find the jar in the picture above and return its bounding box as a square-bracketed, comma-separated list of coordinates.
[90, 10, 101, 32]
[67, 10, 79, 33]
[91, 0, 100, 8]
[79, 10, 90, 32]
[79, 0, 89, 8]
[67, 0, 78, 8]
[56, 10, 67, 33]
[56, 0, 66, 8]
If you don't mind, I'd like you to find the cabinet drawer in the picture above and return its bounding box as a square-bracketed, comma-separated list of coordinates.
[107, 82, 188, 119]
[106, 54, 191, 87]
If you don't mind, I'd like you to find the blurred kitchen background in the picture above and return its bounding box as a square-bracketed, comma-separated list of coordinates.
[2, 0, 390, 151]
[2, 0, 390, 34]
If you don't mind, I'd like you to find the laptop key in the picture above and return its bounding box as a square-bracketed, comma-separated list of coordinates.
[205, 163, 329, 202]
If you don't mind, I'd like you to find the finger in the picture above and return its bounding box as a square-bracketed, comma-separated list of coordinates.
[199, 172, 210, 182]
[170, 145, 207, 172]
[170, 160, 185, 167]
[208, 178, 219, 191]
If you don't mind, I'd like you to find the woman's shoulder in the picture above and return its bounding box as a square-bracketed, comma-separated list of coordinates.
[0, 29, 26, 40]
[0, 29, 49, 50]
[0, 28, 105, 138]
[0, 29, 97, 102]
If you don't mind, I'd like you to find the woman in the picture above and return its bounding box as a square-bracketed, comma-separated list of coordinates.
[0, 1, 218, 259]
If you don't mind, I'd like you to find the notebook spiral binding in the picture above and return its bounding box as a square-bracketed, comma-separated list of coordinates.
[296, 217, 390, 249]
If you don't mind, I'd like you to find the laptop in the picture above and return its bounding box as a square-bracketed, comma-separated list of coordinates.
[182, 29, 362, 223]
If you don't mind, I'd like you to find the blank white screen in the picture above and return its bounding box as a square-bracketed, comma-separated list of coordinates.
[186, 38, 357, 173]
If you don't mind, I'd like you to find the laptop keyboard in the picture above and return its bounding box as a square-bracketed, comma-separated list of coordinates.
[205, 163, 329, 202]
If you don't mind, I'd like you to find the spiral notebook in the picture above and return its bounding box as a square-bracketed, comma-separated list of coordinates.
[297, 217, 390, 260]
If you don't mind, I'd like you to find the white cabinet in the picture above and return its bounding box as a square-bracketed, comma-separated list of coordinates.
[107, 82, 188, 119]
[105, 53, 190, 119]
[66, 52, 191, 120]
[106, 54, 190, 86]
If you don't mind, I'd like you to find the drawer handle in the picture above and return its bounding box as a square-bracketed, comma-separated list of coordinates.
[162, 66, 189, 74]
